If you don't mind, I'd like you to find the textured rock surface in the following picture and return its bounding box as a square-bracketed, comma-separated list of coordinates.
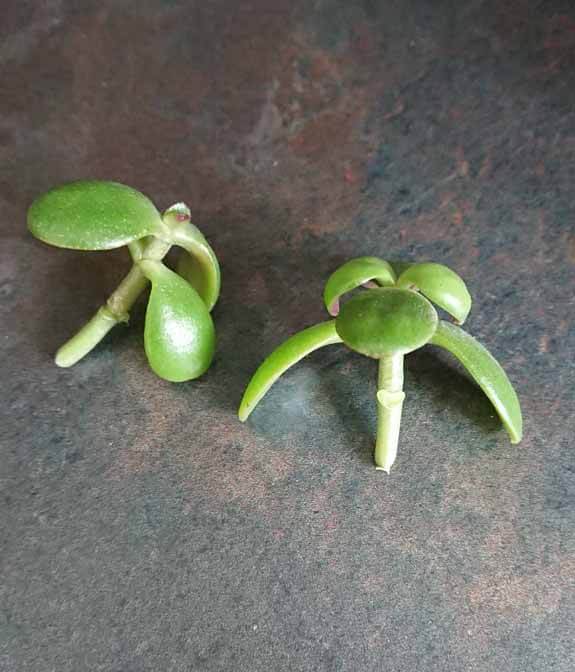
[1, 1, 574, 670]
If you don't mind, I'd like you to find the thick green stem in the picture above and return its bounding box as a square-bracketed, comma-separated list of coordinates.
[55, 237, 171, 367]
[375, 354, 405, 473]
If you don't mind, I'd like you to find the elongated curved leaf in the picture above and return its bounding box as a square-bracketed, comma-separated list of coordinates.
[430, 321, 522, 443]
[239, 321, 342, 422]
[28, 181, 163, 250]
[396, 262, 471, 324]
[141, 261, 215, 382]
[172, 225, 221, 311]
[323, 257, 396, 316]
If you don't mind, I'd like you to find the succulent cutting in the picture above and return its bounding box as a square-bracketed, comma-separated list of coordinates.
[239, 257, 522, 472]
[28, 180, 220, 382]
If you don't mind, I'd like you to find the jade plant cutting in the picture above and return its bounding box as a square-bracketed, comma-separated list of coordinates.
[239, 257, 522, 472]
[28, 180, 220, 381]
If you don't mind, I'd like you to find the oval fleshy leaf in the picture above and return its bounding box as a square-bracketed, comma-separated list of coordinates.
[323, 257, 396, 316]
[335, 287, 438, 358]
[172, 225, 221, 311]
[141, 261, 215, 382]
[28, 181, 163, 250]
[430, 321, 522, 443]
[396, 262, 471, 324]
[238, 321, 342, 422]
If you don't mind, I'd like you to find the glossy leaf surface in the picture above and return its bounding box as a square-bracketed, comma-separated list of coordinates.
[335, 287, 438, 357]
[239, 321, 342, 422]
[396, 262, 471, 324]
[142, 261, 215, 382]
[430, 321, 522, 443]
[323, 257, 396, 316]
[172, 224, 221, 311]
[28, 181, 163, 250]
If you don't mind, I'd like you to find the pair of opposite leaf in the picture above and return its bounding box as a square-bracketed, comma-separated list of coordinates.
[29, 181, 522, 472]
[28, 180, 220, 382]
[239, 257, 522, 472]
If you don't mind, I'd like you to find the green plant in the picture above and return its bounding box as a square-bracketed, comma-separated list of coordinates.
[239, 257, 522, 472]
[28, 180, 220, 382]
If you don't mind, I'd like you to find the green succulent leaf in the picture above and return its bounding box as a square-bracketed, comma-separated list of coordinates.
[396, 262, 471, 324]
[430, 321, 522, 443]
[172, 225, 221, 311]
[238, 321, 342, 422]
[27, 180, 164, 250]
[323, 257, 396, 316]
[141, 261, 215, 382]
[335, 287, 438, 357]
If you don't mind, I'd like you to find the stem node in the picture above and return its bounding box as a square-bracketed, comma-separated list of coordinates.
[54, 236, 172, 367]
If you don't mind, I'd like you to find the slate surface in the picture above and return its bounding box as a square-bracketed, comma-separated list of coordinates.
[1, 1, 574, 671]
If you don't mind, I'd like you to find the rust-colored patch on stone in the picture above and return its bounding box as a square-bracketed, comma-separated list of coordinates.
[439, 194, 474, 228]
[105, 366, 188, 480]
[172, 406, 298, 517]
[302, 471, 348, 554]
[245, 270, 272, 307]
[383, 99, 406, 122]
[451, 206, 464, 227]
[449, 106, 464, 122]
[237, 22, 394, 240]
[323, 511, 338, 531]
[289, 110, 352, 162]
[455, 146, 470, 178]
[398, 199, 479, 261]
[466, 558, 573, 618]
[478, 152, 493, 178]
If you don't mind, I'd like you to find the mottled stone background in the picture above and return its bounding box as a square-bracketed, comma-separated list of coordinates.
[1, 1, 574, 670]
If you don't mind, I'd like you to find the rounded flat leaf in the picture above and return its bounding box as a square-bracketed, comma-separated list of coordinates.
[396, 262, 471, 324]
[28, 181, 163, 250]
[430, 321, 522, 443]
[323, 257, 396, 316]
[142, 261, 215, 382]
[239, 321, 342, 422]
[335, 287, 438, 357]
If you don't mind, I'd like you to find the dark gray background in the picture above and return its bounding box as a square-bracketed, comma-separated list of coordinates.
[1, 1, 574, 670]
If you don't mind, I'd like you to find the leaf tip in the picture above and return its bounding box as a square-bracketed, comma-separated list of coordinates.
[164, 202, 191, 223]
[328, 299, 340, 316]
[54, 350, 74, 368]
[238, 404, 251, 422]
[456, 304, 471, 325]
